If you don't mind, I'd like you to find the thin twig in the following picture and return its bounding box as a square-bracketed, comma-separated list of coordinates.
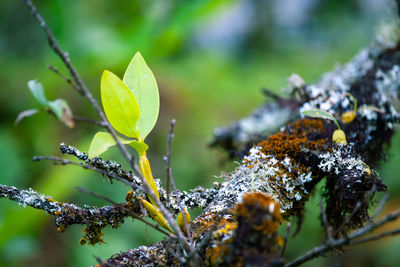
[165, 119, 175, 198]
[48, 65, 81, 92]
[165, 119, 193, 245]
[350, 228, 400, 245]
[73, 115, 108, 128]
[280, 223, 291, 257]
[319, 199, 333, 243]
[370, 193, 389, 222]
[262, 87, 285, 102]
[76, 186, 117, 204]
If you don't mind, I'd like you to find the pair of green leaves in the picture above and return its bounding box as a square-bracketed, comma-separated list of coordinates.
[88, 52, 159, 158]
[15, 80, 75, 128]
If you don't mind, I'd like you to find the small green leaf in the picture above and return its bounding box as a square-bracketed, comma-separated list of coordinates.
[88, 132, 141, 158]
[302, 109, 340, 129]
[28, 80, 48, 106]
[47, 99, 75, 128]
[129, 140, 149, 157]
[101, 70, 141, 139]
[123, 52, 160, 141]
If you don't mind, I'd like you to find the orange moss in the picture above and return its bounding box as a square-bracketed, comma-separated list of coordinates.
[243, 119, 327, 167]
[258, 118, 326, 160]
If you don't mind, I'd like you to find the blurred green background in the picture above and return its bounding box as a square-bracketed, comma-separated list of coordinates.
[0, 0, 399, 266]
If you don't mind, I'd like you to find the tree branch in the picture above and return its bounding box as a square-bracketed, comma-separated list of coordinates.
[0, 184, 144, 244]
[76, 186, 172, 237]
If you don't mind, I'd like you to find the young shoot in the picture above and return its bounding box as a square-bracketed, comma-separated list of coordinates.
[341, 93, 358, 124]
[88, 52, 171, 231]
[302, 109, 347, 145]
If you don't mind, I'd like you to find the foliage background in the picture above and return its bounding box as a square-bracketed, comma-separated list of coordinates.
[0, 0, 399, 266]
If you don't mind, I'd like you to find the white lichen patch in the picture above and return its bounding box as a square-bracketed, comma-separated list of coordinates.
[375, 65, 400, 111]
[162, 185, 218, 213]
[318, 146, 366, 177]
[14, 187, 61, 214]
[207, 146, 314, 215]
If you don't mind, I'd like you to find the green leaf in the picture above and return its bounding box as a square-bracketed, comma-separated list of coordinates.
[302, 109, 340, 129]
[101, 70, 140, 138]
[47, 99, 75, 129]
[88, 132, 146, 158]
[123, 52, 160, 141]
[28, 80, 48, 106]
